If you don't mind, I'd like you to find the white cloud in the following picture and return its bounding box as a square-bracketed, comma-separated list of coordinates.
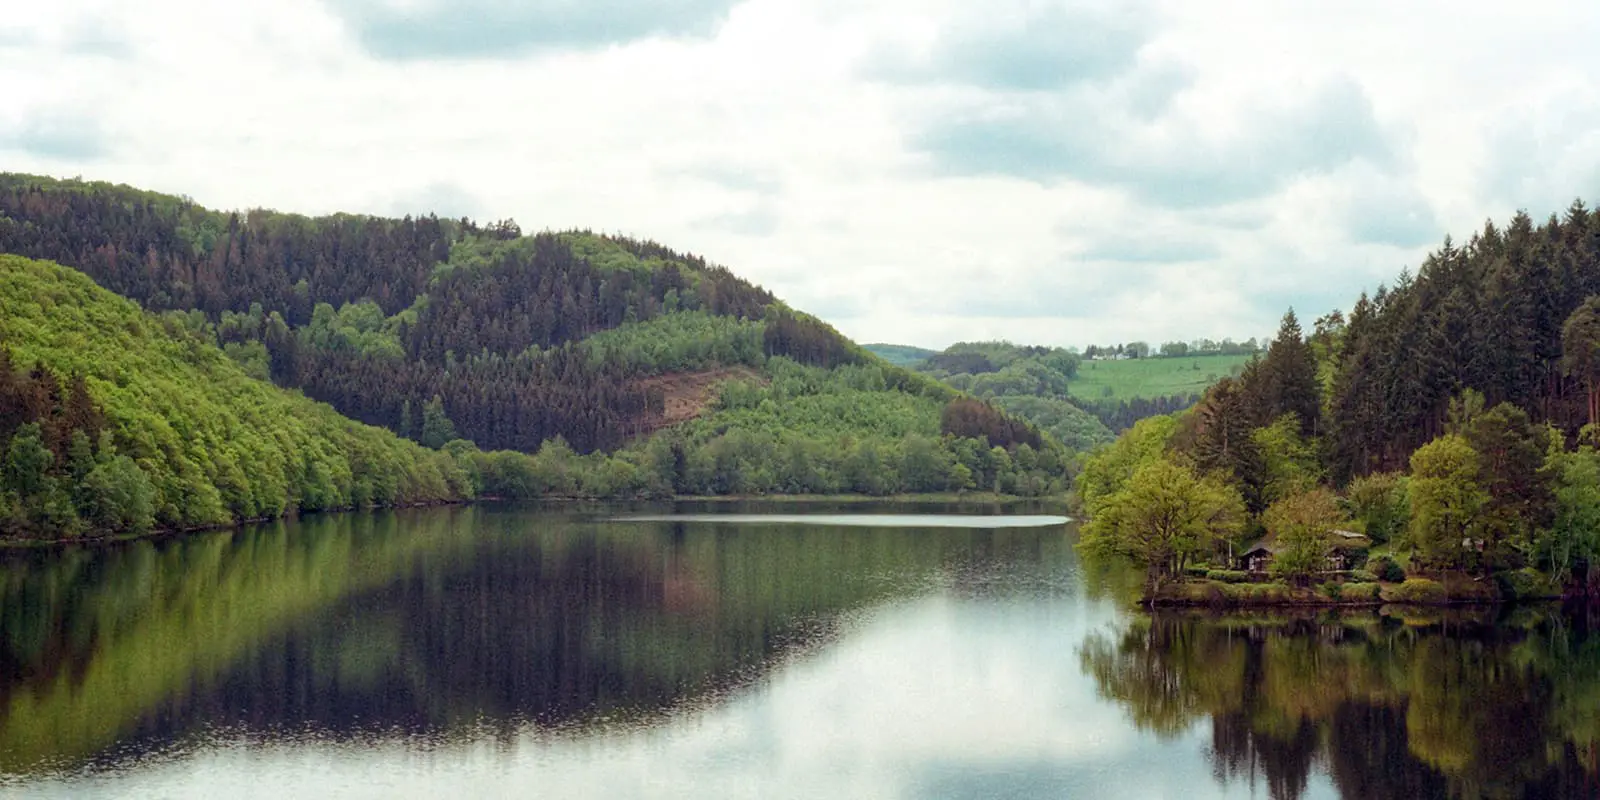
[3, 0, 1598, 349]
[33, 595, 1285, 800]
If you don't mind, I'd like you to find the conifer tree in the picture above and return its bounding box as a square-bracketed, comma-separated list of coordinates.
[1259, 309, 1321, 437]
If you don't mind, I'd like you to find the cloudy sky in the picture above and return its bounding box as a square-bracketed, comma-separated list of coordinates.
[4, 1, 1598, 349]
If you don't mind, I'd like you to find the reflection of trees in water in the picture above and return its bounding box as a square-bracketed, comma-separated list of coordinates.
[1209, 711, 1321, 800]
[1080, 610, 1600, 799]
[0, 509, 1070, 776]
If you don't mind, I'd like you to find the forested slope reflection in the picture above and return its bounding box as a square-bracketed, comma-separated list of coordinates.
[0, 507, 1068, 776]
[1080, 609, 1600, 799]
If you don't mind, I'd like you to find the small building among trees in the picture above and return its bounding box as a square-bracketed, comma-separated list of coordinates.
[1238, 530, 1371, 574]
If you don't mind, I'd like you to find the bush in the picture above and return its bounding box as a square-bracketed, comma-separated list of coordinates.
[1228, 582, 1295, 603]
[1382, 578, 1448, 604]
[1184, 564, 1210, 578]
[1341, 582, 1382, 601]
[1495, 568, 1559, 601]
[1369, 555, 1406, 583]
[1319, 582, 1343, 600]
[1205, 569, 1252, 583]
[1150, 580, 1297, 606]
[1347, 569, 1379, 583]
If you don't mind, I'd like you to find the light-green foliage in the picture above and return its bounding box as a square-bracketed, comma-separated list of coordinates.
[1381, 578, 1449, 604]
[1071, 353, 1252, 402]
[578, 312, 765, 375]
[1080, 456, 1247, 582]
[1407, 435, 1489, 570]
[1540, 446, 1600, 585]
[633, 358, 1064, 498]
[304, 300, 405, 360]
[1263, 487, 1346, 584]
[862, 343, 936, 366]
[0, 255, 472, 535]
[1251, 413, 1323, 506]
[992, 395, 1115, 452]
[1076, 415, 1178, 517]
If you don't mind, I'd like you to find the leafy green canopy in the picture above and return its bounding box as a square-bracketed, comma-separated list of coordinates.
[0, 255, 471, 536]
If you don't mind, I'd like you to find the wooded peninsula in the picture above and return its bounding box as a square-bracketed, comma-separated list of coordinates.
[1079, 202, 1600, 605]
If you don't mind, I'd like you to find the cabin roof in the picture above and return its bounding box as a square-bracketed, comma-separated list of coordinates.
[1241, 540, 1277, 556]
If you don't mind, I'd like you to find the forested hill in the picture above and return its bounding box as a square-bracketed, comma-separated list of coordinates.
[0, 174, 1072, 504]
[890, 339, 1260, 441]
[1076, 198, 1600, 595]
[0, 255, 473, 538]
[0, 173, 808, 454]
[862, 343, 936, 366]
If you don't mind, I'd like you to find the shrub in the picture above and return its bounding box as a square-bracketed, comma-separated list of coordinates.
[1341, 582, 1382, 601]
[1495, 568, 1559, 600]
[1150, 580, 1227, 606]
[1347, 569, 1379, 583]
[1222, 582, 1295, 603]
[1205, 569, 1252, 583]
[1369, 555, 1406, 583]
[1382, 578, 1448, 604]
[1319, 582, 1343, 600]
[1184, 564, 1210, 578]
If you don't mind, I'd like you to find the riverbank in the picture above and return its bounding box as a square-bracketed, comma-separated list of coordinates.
[1146, 571, 1566, 608]
[671, 492, 1070, 507]
[1, 492, 1069, 547]
[0, 497, 474, 548]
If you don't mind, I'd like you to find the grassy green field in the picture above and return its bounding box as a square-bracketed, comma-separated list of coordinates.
[1069, 353, 1253, 401]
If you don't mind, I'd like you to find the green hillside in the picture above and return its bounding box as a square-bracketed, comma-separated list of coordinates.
[0, 255, 473, 538]
[863, 343, 937, 366]
[0, 175, 1078, 539]
[1071, 353, 1252, 402]
[896, 339, 1256, 434]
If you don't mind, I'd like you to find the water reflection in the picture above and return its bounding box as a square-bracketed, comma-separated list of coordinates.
[6, 505, 1600, 798]
[1080, 608, 1600, 799]
[0, 504, 1071, 782]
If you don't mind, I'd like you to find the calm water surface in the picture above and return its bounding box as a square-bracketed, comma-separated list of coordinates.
[1, 501, 1597, 799]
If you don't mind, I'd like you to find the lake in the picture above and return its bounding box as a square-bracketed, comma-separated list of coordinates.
[1, 501, 1597, 798]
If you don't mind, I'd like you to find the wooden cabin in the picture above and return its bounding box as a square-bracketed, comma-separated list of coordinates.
[1240, 541, 1278, 573]
[1238, 530, 1372, 573]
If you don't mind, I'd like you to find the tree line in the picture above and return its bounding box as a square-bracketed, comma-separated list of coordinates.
[1079, 197, 1600, 596]
[0, 174, 877, 456]
[0, 256, 473, 538]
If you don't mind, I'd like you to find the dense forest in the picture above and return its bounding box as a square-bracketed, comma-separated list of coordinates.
[0, 255, 473, 537]
[0, 174, 820, 454]
[1079, 199, 1600, 598]
[0, 174, 1075, 537]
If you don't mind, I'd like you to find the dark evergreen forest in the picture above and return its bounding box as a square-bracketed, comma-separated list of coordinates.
[0, 174, 863, 454]
[1080, 199, 1600, 595]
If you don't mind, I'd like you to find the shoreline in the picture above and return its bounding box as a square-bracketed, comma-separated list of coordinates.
[667, 492, 1069, 506]
[1144, 576, 1567, 608]
[0, 492, 1068, 548]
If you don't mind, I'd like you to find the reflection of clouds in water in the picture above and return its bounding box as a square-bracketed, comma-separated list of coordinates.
[47, 594, 1341, 799]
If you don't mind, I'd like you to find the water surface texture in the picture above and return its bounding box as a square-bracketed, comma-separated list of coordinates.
[1, 502, 1596, 798]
